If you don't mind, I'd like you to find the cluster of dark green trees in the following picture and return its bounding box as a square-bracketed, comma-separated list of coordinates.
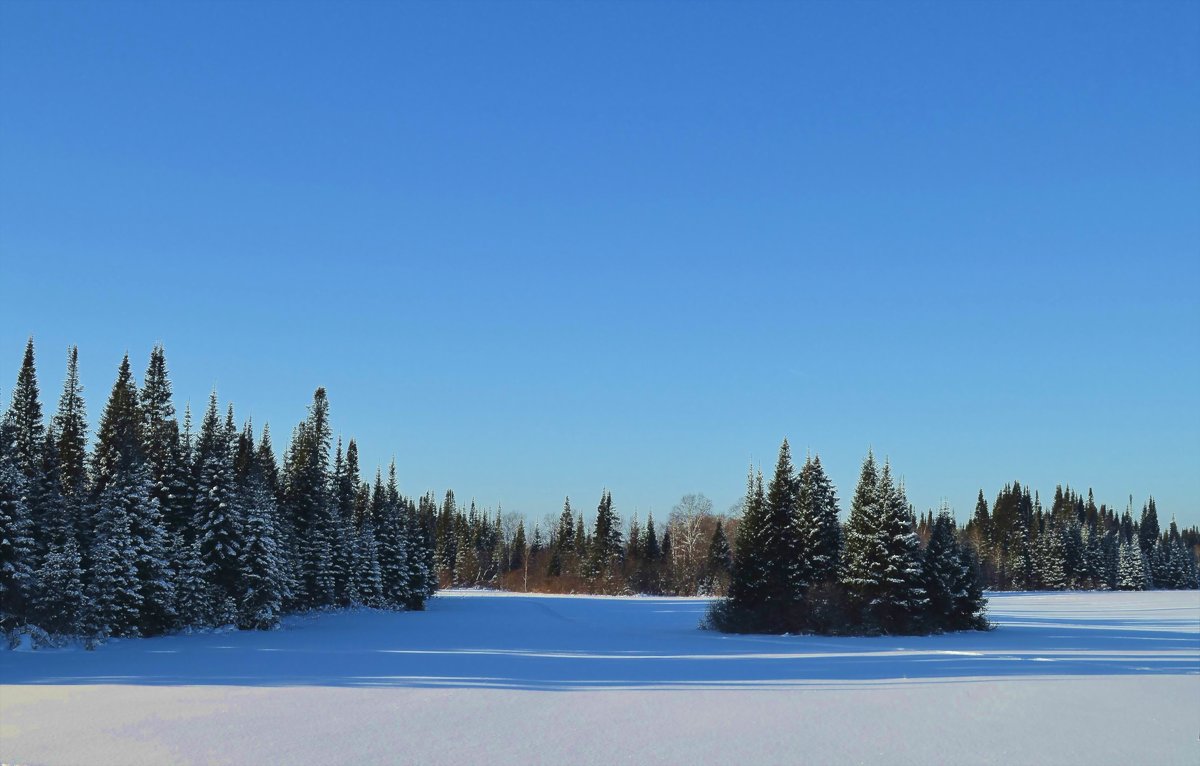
[961, 484, 1199, 592]
[709, 440, 988, 635]
[0, 340, 436, 647]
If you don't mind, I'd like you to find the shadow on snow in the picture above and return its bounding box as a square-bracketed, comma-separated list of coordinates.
[2, 592, 1197, 691]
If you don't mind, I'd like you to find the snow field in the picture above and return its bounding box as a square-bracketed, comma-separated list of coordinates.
[2, 590, 1198, 765]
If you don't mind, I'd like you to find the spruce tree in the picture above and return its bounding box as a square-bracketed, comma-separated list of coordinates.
[88, 483, 143, 637]
[237, 457, 283, 629]
[842, 455, 925, 633]
[796, 454, 841, 587]
[0, 416, 36, 631]
[7, 338, 45, 482]
[511, 521, 526, 572]
[376, 462, 412, 606]
[841, 451, 883, 625]
[1138, 498, 1160, 554]
[762, 439, 801, 601]
[722, 467, 770, 627]
[172, 538, 212, 627]
[283, 389, 336, 606]
[193, 392, 243, 607]
[33, 536, 88, 636]
[1035, 523, 1068, 589]
[139, 345, 191, 541]
[90, 356, 176, 635]
[873, 468, 927, 632]
[585, 490, 622, 589]
[1116, 539, 1148, 590]
[52, 346, 89, 548]
[704, 519, 733, 595]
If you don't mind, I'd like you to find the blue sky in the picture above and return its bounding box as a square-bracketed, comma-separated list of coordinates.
[2, 1, 1197, 527]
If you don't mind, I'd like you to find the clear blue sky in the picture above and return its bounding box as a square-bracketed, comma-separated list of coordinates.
[2, 1, 1197, 528]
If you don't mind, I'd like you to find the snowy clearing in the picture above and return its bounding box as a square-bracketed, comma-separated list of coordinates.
[2, 590, 1198, 765]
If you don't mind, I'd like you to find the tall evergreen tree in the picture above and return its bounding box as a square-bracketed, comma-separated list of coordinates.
[90, 356, 176, 635]
[7, 338, 45, 482]
[237, 432, 283, 630]
[842, 455, 926, 633]
[585, 490, 622, 588]
[53, 346, 88, 503]
[1138, 497, 1160, 554]
[795, 454, 841, 587]
[284, 388, 336, 606]
[193, 392, 243, 607]
[52, 347, 89, 549]
[724, 466, 770, 622]
[0, 415, 36, 631]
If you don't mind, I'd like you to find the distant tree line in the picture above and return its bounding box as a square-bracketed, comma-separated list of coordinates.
[429, 489, 735, 597]
[960, 484, 1199, 592]
[1, 340, 436, 648]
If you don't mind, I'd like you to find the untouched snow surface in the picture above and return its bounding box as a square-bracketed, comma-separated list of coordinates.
[2, 590, 1198, 765]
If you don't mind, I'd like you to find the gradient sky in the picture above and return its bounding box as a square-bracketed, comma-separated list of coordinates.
[2, 1, 1197, 528]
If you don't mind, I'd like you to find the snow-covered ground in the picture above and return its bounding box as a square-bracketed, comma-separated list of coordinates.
[2, 590, 1197, 765]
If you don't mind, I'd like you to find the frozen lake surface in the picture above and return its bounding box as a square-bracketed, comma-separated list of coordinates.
[2, 590, 1198, 764]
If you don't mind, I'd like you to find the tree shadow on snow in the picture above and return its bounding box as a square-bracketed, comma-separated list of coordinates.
[2, 593, 1197, 691]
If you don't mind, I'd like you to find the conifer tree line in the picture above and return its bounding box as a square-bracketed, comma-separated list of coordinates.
[1, 340, 436, 647]
[409, 441, 1200, 605]
[707, 439, 1200, 635]
[960, 483, 1199, 592]
[429, 489, 735, 597]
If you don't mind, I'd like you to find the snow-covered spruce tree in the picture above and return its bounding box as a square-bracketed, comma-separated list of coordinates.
[235, 431, 283, 630]
[840, 451, 883, 628]
[193, 393, 243, 611]
[921, 508, 961, 631]
[282, 389, 337, 607]
[88, 488, 142, 638]
[1116, 539, 1149, 590]
[0, 415, 36, 632]
[354, 518, 384, 607]
[52, 346, 89, 543]
[33, 431, 69, 556]
[139, 345, 192, 548]
[950, 542, 989, 631]
[1035, 523, 1068, 590]
[585, 490, 623, 591]
[172, 537, 212, 627]
[33, 536, 88, 636]
[841, 455, 926, 634]
[759, 440, 802, 604]
[376, 462, 412, 607]
[1006, 507, 1035, 590]
[407, 497, 435, 605]
[328, 439, 358, 605]
[874, 468, 927, 632]
[90, 356, 175, 636]
[795, 454, 842, 588]
[257, 424, 299, 610]
[433, 489, 457, 585]
[921, 508, 987, 632]
[1138, 498, 1159, 555]
[7, 340, 52, 572]
[7, 339, 45, 488]
[709, 467, 770, 631]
